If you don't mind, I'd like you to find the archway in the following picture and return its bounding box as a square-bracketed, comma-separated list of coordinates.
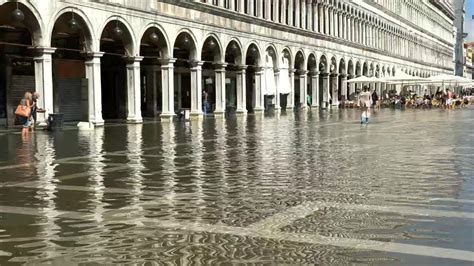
[173, 31, 198, 114]
[224, 40, 243, 114]
[338, 58, 346, 104]
[0, 2, 42, 127]
[307, 53, 317, 108]
[293, 50, 305, 108]
[139, 25, 168, 118]
[329, 57, 338, 106]
[319, 55, 329, 108]
[279, 48, 292, 111]
[347, 60, 355, 100]
[51, 10, 93, 122]
[244, 43, 261, 113]
[201, 35, 223, 115]
[263, 45, 277, 112]
[99, 18, 136, 121]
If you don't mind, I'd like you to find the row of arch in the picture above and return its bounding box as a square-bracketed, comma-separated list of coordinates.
[0, 1, 442, 126]
[201, 0, 452, 67]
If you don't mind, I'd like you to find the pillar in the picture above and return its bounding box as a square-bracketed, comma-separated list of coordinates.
[288, 0, 293, 26]
[281, 0, 287, 24]
[218, 0, 225, 7]
[340, 74, 347, 101]
[301, 1, 306, 30]
[159, 58, 176, 120]
[84, 52, 104, 125]
[238, 0, 245, 13]
[190, 61, 204, 116]
[33, 47, 56, 124]
[321, 73, 330, 108]
[288, 69, 296, 110]
[273, 0, 279, 22]
[257, 0, 263, 18]
[274, 69, 281, 111]
[311, 71, 320, 108]
[319, 4, 324, 33]
[324, 5, 329, 34]
[126, 56, 143, 123]
[248, 0, 254, 15]
[214, 63, 227, 114]
[330, 73, 339, 106]
[313, 3, 318, 32]
[349, 75, 355, 97]
[295, 0, 300, 28]
[254, 67, 264, 112]
[306, 1, 312, 30]
[236, 65, 247, 113]
[299, 70, 308, 108]
[144, 65, 160, 117]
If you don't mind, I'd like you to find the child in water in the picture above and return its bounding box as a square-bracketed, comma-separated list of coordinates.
[359, 86, 371, 124]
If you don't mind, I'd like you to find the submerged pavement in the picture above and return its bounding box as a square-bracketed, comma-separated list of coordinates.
[0, 108, 473, 264]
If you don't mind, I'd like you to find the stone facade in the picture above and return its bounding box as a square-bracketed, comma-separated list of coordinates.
[0, 0, 456, 126]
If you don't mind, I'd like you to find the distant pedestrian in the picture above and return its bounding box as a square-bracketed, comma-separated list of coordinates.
[306, 94, 312, 110]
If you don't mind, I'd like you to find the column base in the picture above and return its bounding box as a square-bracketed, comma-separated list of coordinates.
[126, 117, 143, 124]
[286, 106, 294, 112]
[214, 110, 225, 115]
[190, 112, 203, 120]
[236, 109, 247, 115]
[92, 120, 105, 127]
[160, 113, 175, 122]
[253, 107, 264, 113]
[311, 104, 319, 109]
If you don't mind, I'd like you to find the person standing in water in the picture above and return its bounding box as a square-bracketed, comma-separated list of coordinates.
[359, 86, 371, 124]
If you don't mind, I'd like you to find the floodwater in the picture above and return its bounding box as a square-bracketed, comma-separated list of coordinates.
[0, 108, 473, 265]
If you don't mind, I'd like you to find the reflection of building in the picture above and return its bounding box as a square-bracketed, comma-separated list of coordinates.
[465, 42, 474, 79]
[0, 0, 456, 127]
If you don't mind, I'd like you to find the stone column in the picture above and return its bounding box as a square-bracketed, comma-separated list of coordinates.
[190, 61, 204, 116]
[250, 0, 255, 15]
[340, 74, 347, 101]
[311, 71, 320, 108]
[288, 0, 293, 26]
[274, 69, 281, 111]
[236, 65, 247, 114]
[299, 70, 308, 108]
[281, 0, 287, 24]
[238, 0, 245, 13]
[218, 0, 225, 7]
[273, 0, 279, 22]
[84, 52, 104, 125]
[257, 0, 263, 18]
[330, 73, 339, 107]
[229, 0, 235, 10]
[301, 0, 306, 29]
[335, 11, 339, 37]
[159, 58, 176, 120]
[321, 72, 330, 108]
[288, 69, 296, 110]
[324, 5, 329, 34]
[126, 56, 143, 123]
[295, 0, 300, 28]
[306, 0, 312, 30]
[319, 4, 324, 33]
[265, 0, 272, 20]
[349, 75, 355, 96]
[254, 67, 264, 112]
[214, 63, 227, 115]
[33, 47, 56, 124]
[144, 65, 160, 117]
[313, 3, 318, 32]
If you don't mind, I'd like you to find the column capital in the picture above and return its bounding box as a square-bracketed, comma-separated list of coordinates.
[298, 70, 309, 76]
[339, 73, 348, 78]
[310, 70, 320, 77]
[213, 62, 228, 70]
[190, 60, 204, 69]
[158, 58, 177, 65]
[330, 73, 339, 78]
[30, 47, 56, 56]
[289, 69, 297, 74]
[83, 52, 104, 61]
[124, 56, 144, 64]
[273, 68, 280, 74]
[254, 66, 264, 73]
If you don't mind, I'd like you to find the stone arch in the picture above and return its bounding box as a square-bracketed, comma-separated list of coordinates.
[202, 33, 224, 63]
[281, 47, 293, 69]
[264, 43, 279, 69]
[99, 15, 136, 56]
[319, 54, 328, 73]
[174, 28, 199, 60]
[329, 56, 338, 74]
[48, 7, 95, 51]
[244, 41, 263, 66]
[138, 22, 171, 58]
[307, 52, 317, 72]
[338, 58, 346, 75]
[294, 49, 306, 70]
[225, 38, 244, 66]
[0, 1, 44, 45]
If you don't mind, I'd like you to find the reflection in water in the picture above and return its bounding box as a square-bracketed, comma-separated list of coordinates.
[0, 109, 473, 264]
